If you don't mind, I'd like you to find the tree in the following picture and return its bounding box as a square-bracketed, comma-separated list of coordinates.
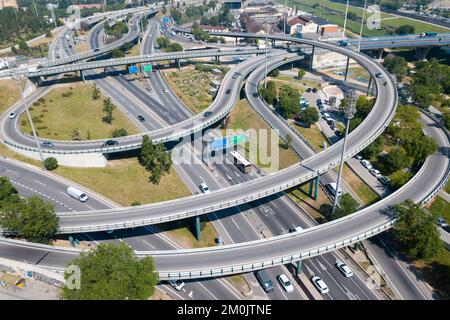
[167, 42, 183, 52]
[283, 134, 292, 149]
[259, 80, 277, 105]
[297, 68, 305, 80]
[62, 243, 158, 300]
[403, 135, 437, 165]
[156, 36, 170, 48]
[298, 107, 319, 127]
[278, 84, 300, 119]
[0, 196, 58, 244]
[333, 193, 359, 220]
[170, 8, 182, 24]
[92, 84, 100, 100]
[360, 136, 384, 159]
[378, 147, 412, 175]
[389, 170, 412, 190]
[443, 113, 450, 131]
[0, 177, 20, 209]
[44, 157, 58, 171]
[394, 200, 443, 259]
[139, 136, 172, 184]
[268, 68, 280, 77]
[102, 98, 116, 125]
[111, 48, 124, 58]
[395, 25, 415, 35]
[383, 54, 408, 81]
[18, 39, 29, 53]
[111, 128, 128, 138]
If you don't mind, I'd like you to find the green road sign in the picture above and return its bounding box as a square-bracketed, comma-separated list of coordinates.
[229, 133, 246, 145]
[143, 65, 153, 72]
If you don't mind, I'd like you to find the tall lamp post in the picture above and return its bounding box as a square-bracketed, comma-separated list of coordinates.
[13, 71, 45, 168]
[357, 0, 368, 52]
[264, 24, 269, 89]
[342, 0, 350, 39]
[331, 88, 357, 216]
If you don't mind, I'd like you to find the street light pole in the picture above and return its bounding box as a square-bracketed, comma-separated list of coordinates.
[342, 0, 350, 39]
[331, 89, 357, 216]
[357, 0, 368, 52]
[264, 24, 269, 89]
[15, 77, 46, 168]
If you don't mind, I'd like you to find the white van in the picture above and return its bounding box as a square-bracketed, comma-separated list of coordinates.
[325, 183, 343, 197]
[66, 186, 89, 202]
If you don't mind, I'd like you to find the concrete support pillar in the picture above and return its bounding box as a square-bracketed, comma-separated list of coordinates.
[378, 48, 384, 61]
[80, 70, 85, 82]
[415, 46, 432, 60]
[176, 58, 180, 70]
[271, 38, 275, 47]
[314, 174, 320, 201]
[296, 260, 302, 275]
[310, 45, 315, 70]
[195, 216, 201, 241]
[235, 37, 238, 45]
[309, 179, 314, 197]
[344, 56, 350, 82]
[367, 76, 372, 96]
[215, 55, 220, 64]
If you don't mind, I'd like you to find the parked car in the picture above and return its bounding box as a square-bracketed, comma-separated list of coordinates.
[42, 141, 54, 148]
[306, 88, 312, 93]
[361, 159, 373, 170]
[312, 88, 318, 93]
[311, 276, 329, 294]
[168, 279, 185, 291]
[322, 112, 331, 119]
[199, 182, 210, 194]
[437, 217, 449, 228]
[369, 168, 382, 178]
[354, 154, 363, 160]
[277, 274, 294, 293]
[377, 176, 391, 186]
[8, 112, 16, 119]
[336, 262, 353, 278]
[137, 114, 146, 122]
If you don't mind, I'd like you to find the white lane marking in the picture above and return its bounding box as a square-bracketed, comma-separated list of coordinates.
[195, 281, 218, 300]
[231, 217, 240, 231]
[33, 179, 46, 186]
[12, 181, 73, 211]
[6, 169, 19, 175]
[142, 239, 155, 249]
[217, 278, 242, 300]
[85, 204, 95, 210]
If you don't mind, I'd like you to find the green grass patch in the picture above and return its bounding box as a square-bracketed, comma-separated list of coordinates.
[224, 98, 299, 172]
[428, 196, 450, 222]
[342, 164, 379, 205]
[292, 123, 327, 152]
[0, 79, 20, 115]
[19, 84, 139, 140]
[54, 158, 191, 207]
[279, 0, 449, 36]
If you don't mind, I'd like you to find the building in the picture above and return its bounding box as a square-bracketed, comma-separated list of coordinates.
[241, 12, 281, 35]
[244, 4, 283, 24]
[199, 25, 229, 33]
[223, 0, 246, 11]
[0, 0, 18, 9]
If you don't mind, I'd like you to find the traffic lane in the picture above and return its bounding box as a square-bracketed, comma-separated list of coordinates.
[0, 160, 109, 212]
[347, 158, 386, 196]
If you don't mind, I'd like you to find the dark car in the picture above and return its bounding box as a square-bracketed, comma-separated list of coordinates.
[94, 48, 100, 52]
[104, 140, 119, 146]
[375, 72, 382, 78]
[137, 114, 146, 122]
[203, 111, 212, 117]
[306, 88, 312, 93]
[253, 92, 258, 98]
[42, 141, 54, 148]
[312, 88, 318, 93]
[335, 130, 343, 138]
[226, 89, 231, 94]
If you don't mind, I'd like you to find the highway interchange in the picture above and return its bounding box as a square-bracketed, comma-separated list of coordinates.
[0, 7, 448, 300]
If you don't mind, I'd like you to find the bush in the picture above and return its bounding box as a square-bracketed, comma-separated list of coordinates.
[111, 128, 128, 138]
[61, 91, 73, 98]
[44, 157, 58, 171]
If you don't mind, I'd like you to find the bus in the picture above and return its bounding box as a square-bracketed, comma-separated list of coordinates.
[230, 150, 252, 174]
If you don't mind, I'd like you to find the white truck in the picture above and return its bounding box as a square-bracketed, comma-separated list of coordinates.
[257, 44, 267, 50]
[66, 186, 89, 202]
[65, 34, 70, 41]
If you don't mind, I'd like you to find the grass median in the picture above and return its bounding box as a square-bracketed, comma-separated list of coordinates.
[19, 83, 139, 140]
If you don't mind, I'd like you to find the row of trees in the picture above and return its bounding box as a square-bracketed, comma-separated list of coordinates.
[0, 177, 58, 244]
[191, 23, 225, 43]
[156, 36, 183, 52]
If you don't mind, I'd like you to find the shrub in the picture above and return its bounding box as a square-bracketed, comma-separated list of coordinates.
[44, 157, 58, 171]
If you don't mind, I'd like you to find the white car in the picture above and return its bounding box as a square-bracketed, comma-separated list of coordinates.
[8, 112, 16, 119]
[354, 154, 363, 160]
[325, 183, 343, 197]
[277, 274, 294, 293]
[361, 159, 373, 170]
[311, 276, 329, 294]
[336, 262, 353, 278]
[369, 168, 381, 178]
[199, 182, 210, 194]
[168, 279, 185, 291]
[164, 88, 169, 93]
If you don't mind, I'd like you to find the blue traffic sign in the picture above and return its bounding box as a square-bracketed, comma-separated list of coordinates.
[162, 17, 170, 23]
[211, 137, 228, 151]
[128, 66, 138, 74]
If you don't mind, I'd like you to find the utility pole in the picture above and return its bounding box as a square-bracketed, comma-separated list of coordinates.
[264, 24, 269, 89]
[284, 0, 287, 35]
[342, 0, 350, 39]
[331, 89, 357, 216]
[357, 0, 368, 52]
